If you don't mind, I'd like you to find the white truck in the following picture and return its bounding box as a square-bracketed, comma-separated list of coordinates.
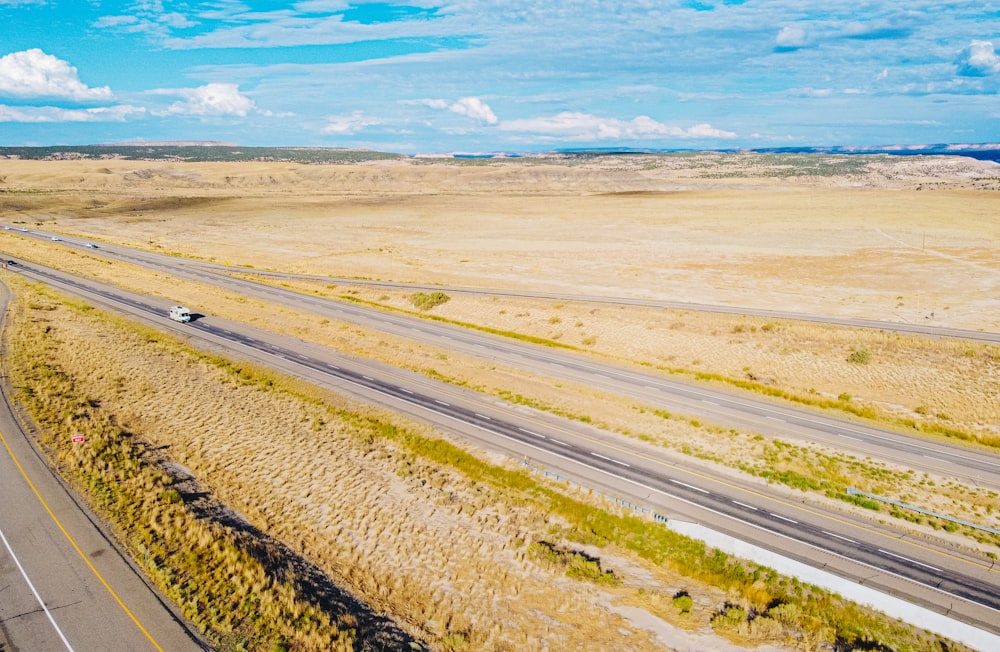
[169, 305, 191, 323]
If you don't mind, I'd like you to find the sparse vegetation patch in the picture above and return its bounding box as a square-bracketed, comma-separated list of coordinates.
[2, 278, 974, 651]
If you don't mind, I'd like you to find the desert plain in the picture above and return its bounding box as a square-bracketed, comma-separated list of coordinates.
[1, 151, 999, 651]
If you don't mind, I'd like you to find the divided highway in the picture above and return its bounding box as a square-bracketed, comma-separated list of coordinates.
[5, 253, 1000, 635]
[33, 232, 1000, 490]
[0, 284, 204, 651]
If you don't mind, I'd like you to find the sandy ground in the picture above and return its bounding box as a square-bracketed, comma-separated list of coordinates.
[2, 153, 998, 332]
[1, 152, 997, 650]
[2, 154, 998, 433]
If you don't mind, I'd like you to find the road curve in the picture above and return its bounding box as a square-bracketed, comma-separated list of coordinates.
[0, 283, 205, 651]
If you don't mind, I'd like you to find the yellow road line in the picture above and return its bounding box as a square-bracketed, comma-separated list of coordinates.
[0, 428, 164, 652]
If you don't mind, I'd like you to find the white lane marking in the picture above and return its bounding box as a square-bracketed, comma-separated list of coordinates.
[732, 500, 758, 511]
[435, 400, 450, 406]
[518, 428, 546, 439]
[455, 418, 969, 604]
[399, 388, 413, 394]
[878, 549, 941, 573]
[474, 413, 491, 420]
[670, 479, 709, 494]
[591, 452, 630, 467]
[838, 435, 863, 442]
[822, 530, 858, 544]
[766, 416, 785, 422]
[702, 400, 719, 406]
[551, 439, 571, 446]
[0, 526, 75, 651]
[770, 513, 798, 524]
[362, 376, 373, 381]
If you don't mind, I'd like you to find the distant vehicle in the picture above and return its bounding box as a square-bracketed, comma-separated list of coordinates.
[50, 236, 60, 241]
[169, 305, 191, 323]
[5, 260, 15, 266]
[86, 243, 98, 248]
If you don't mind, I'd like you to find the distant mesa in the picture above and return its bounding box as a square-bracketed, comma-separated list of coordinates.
[99, 141, 240, 147]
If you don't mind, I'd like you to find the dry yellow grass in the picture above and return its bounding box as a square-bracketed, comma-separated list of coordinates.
[10, 279, 973, 652]
[1, 154, 998, 649]
[2, 155, 998, 538]
[7, 280, 746, 651]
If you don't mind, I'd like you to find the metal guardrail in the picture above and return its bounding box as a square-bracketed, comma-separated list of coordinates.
[520, 460, 667, 521]
[846, 487, 1000, 535]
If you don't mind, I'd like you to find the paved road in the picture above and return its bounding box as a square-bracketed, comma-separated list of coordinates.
[6, 259, 1000, 635]
[240, 270, 1000, 343]
[0, 285, 205, 651]
[28, 232, 1000, 490]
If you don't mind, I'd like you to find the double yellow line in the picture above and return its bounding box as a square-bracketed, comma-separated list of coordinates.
[0, 427, 164, 651]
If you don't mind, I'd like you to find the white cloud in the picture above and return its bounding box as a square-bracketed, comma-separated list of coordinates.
[402, 98, 449, 109]
[92, 15, 141, 28]
[791, 87, 834, 97]
[499, 112, 735, 140]
[0, 49, 113, 101]
[448, 97, 498, 124]
[684, 123, 738, 139]
[161, 12, 198, 29]
[406, 97, 498, 124]
[323, 111, 380, 134]
[956, 40, 1000, 76]
[156, 83, 255, 116]
[776, 26, 807, 49]
[0, 104, 145, 122]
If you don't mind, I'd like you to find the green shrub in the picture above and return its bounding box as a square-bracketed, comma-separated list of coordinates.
[846, 348, 871, 364]
[672, 592, 693, 614]
[529, 541, 620, 585]
[161, 489, 183, 504]
[711, 604, 747, 631]
[410, 291, 450, 310]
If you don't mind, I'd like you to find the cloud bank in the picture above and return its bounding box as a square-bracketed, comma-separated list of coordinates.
[155, 83, 255, 117]
[956, 40, 1000, 76]
[499, 112, 736, 141]
[0, 49, 112, 101]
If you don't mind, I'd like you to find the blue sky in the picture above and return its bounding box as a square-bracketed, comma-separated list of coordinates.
[0, 1, 997, 153]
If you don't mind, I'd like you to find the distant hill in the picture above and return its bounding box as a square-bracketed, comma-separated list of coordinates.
[549, 143, 1000, 163]
[743, 144, 1000, 163]
[0, 145, 404, 164]
[100, 140, 240, 147]
[1, 143, 998, 164]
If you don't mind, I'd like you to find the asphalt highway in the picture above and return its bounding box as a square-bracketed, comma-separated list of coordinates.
[241, 271, 1000, 344]
[5, 256, 1000, 635]
[0, 285, 204, 651]
[29, 231, 1000, 491]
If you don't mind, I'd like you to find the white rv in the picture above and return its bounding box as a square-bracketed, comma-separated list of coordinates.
[169, 305, 191, 323]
